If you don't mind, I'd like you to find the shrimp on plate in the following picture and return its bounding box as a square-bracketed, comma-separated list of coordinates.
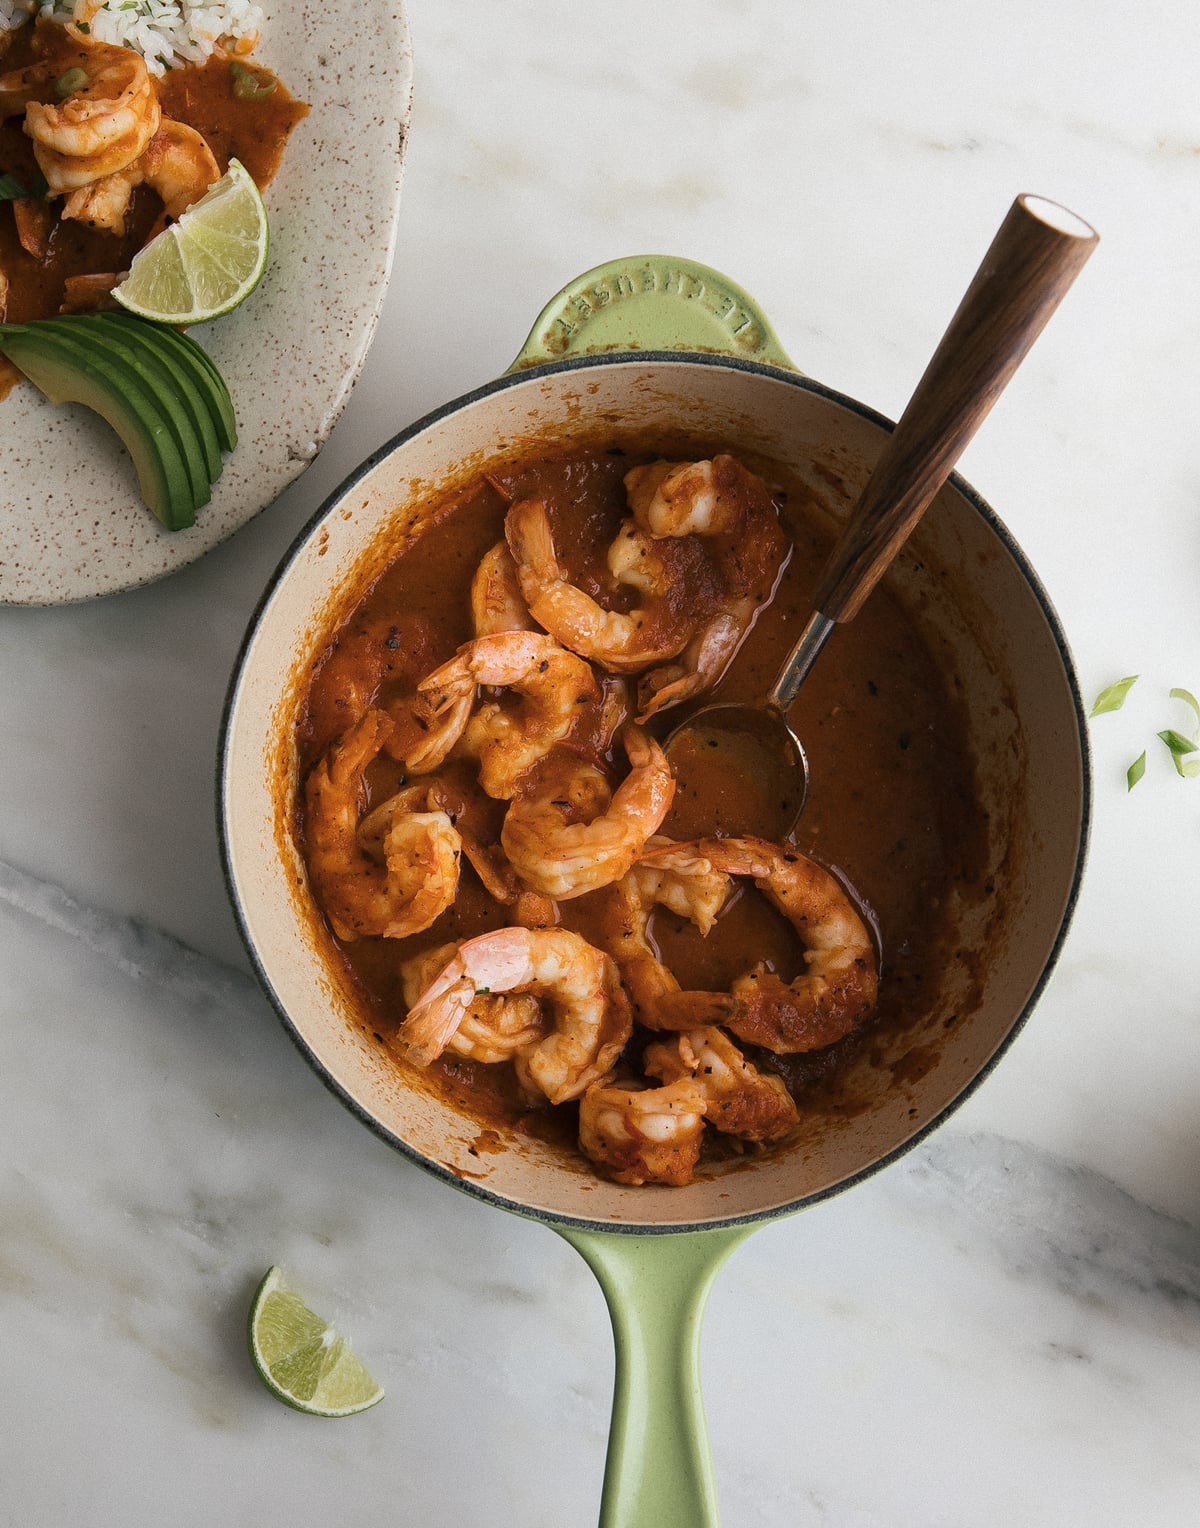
[643, 1026, 799, 1142]
[399, 942, 546, 1066]
[417, 631, 598, 800]
[597, 837, 736, 1027]
[395, 927, 632, 1104]
[622, 455, 790, 720]
[303, 709, 461, 941]
[60, 119, 219, 233]
[501, 724, 675, 900]
[2, 37, 161, 192]
[504, 496, 695, 674]
[642, 835, 877, 1052]
[577, 1076, 708, 1186]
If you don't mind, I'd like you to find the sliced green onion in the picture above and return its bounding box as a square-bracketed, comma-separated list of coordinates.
[1157, 728, 1200, 778]
[1126, 751, 1146, 791]
[55, 66, 88, 98]
[230, 59, 277, 99]
[1158, 728, 1197, 756]
[1169, 686, 1200, 739]
[1089, 675, 1139, 717]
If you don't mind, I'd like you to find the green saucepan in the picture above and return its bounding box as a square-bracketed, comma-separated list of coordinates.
[219, 253, 1090, 1525]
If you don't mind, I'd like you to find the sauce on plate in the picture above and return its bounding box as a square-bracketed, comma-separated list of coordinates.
[0, 20, 308, 392]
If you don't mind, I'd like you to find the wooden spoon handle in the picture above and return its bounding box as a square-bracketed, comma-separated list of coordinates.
[811, 194, 1098, 624]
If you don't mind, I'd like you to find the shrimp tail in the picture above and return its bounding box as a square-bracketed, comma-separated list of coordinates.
[395, 976, 475, 1067]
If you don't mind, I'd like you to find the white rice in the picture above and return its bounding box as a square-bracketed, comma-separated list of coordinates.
[1, 0, 265, 76]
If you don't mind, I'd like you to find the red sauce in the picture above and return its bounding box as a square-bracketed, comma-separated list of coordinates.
[294, 439, 992, 1163]
[0, 21, 308, 392]
[156, 54, 309, 191]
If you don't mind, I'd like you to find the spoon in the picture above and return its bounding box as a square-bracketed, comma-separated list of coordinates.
[663, 194, 1099, 842]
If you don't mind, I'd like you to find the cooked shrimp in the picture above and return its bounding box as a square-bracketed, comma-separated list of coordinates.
[399, 943, 546, 1065]
[617, 449, 758, 540]
[58, 270, 122, 313]
[418, 631, 597, 799]
[505, 496, 694, 673]
[635, 606, 758, 722]
[628, 838, 734, 937]
[643, 1027, 799, 1142]
[605, 517, 681, 595]
[0, 60, 42, 120]
[598, 838, 735, 1027]
[12, 194, 53, 259]
[578, 1077, 708, 1186]
[381, 687, 475, 774]
[61, 119, 218, 234]
[396, 927, 632, 1103]
[470, 540, 535, 636]
[501, 725, 675, 899]
[622, 455, 789, 720]
[9, 41, 160, 192]
[448, 820, 560, 929]
[303, 710, 461, 941]
[643, 836, 877, 1052]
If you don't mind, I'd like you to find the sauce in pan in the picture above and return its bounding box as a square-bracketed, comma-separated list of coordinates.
[295, 440, 990, 1177]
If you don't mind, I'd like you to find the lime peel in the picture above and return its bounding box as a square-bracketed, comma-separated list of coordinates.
[248, 1266, 384, 1417]
[114, 159, 269, 325]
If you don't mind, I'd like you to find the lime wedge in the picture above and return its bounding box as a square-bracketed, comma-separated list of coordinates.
[247, 1266, 384, 1417]
[114, 159, 269, 325]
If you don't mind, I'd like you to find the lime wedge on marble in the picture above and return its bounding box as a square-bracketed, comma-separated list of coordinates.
[247, 1266, 384, 1417]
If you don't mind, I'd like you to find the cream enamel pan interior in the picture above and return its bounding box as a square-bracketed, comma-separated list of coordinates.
[220, 350, 1090, 1233]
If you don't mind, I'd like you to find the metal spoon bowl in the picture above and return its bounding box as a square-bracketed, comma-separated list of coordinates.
[665, 194, 1098, 842]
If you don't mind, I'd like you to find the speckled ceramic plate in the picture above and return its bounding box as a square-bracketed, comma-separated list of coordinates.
[0, 0, 413, 606]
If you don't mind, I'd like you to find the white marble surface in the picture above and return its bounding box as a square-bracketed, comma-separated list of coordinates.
[4, 3, 1200, 1523]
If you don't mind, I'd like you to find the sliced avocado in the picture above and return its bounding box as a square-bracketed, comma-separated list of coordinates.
[65, 313, 222, 487]
[0, 323, 197, 530]
[105, 312, 238, 454]
[45, 316, 210, 511]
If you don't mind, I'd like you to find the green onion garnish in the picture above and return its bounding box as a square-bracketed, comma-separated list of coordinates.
[1089, 675, 1139, 717]
[55, 66, 88, 98]
[1126, 751, 1146, 791]
[230, 59, 277, 100]
[1157, 728, 1196, 756]
[1161, 688, 1200, 777]
[1157, 728, 1200, 778]
[0, 170, 46, 201]
[1169, 686, 1200, 736]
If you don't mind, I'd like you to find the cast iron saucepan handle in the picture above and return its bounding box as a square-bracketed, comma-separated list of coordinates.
[557, 1225, 752, 1528]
